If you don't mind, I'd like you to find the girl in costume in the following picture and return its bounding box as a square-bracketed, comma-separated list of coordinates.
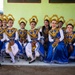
[65, 19, 75, 61]
[39, 15, 51, 57]
[18, 18, 28, 57]
[26, 16, 44, 63]
[2, 15, 8, 30]
[45, 15, 68, 63]
[5, 14, 19, 63]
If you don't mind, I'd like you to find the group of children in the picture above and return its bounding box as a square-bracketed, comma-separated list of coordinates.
[0, 14, 75, 64]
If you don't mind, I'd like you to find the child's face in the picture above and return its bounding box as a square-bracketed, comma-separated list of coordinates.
[30, 22, 36, 29]
[44, 21, 49, 27]
[0, 20, 2, 27]
[51, 20, 57, 28]
[8, 20, 14, 27]
[20, 23, 25, 29]
[2, 20, 7, 26]
[67, 25, 73, 33]
[58, 22, 63, 28]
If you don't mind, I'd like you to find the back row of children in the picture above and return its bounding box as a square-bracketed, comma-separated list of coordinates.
[0, 14, 75, 64]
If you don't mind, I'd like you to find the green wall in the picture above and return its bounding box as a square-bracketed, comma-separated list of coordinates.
[4, 0, 75, 29]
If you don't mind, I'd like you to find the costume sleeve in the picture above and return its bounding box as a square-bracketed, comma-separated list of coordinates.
[27, 34, 31, 42]
[49, 34, 54, 42]
[1, 33, 5, 41]
[38, 32, 41, 41]
[15, 31, 19, 40]
[59, 28, 64, 41]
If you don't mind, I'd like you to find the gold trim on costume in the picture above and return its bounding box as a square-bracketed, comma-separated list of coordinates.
[0, 28, 4, 34]
[49, 14, 59, 22]
[18, 18, 27, 25]
[65, 33, 75, 44]
[49, 28, 59, 38]
[5, 28, 17, 38]
[18, 29, 27, 39]
[0, 28, 4, 39]
[27, 29, 39, 39]
[29, 16, 38, 24]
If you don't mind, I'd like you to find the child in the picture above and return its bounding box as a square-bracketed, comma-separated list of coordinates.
[18, 18, 28, 55]
[58, 16, 66, 32]
[2, 15, 8, 30]
[5, 14, 19, 63]
[44, 15, 68, 63]
[0, 18, 2, 27]
[40, 15, 51, 57]
[26, 16, 44, 63]
[65, 19, 75, 61]
[0, 16, 5, 52]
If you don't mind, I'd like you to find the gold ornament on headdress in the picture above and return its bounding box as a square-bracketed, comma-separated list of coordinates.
[66, 19, 75, 26]
[29, 15, 38, 24]
[49, 14, 59, 22]
[2, 15, 8, 22]
[58, 16, 65, 23]
[44, 15, 50, 21]
[7, 14, 15, 21]
[18, 18, 27, 25]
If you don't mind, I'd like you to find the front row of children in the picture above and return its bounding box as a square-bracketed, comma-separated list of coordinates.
[0, 14, 75, 64]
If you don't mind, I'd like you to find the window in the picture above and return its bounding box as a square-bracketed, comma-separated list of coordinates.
[8, 0, 41, 3]
[49, 0, 75, 3]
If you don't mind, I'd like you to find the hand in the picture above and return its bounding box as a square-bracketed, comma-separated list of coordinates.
[45, 38, 48, 42]
[20, 39, 23, 43]
[52, 42, 58, 47]
[55, 38, 60, 43]
[69, 45, 73, 53]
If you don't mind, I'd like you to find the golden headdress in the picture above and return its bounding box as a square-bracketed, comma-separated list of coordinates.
[44, 15, 50, 21]
[29, 15, 38, 24]
[7, 14, 15, 21]
[18, 18, 27, 25]
[49, 14, 59, 23]
[66, 19, 75, 26]
[58, 16, 65, 23]
[2, 15, 8, 22]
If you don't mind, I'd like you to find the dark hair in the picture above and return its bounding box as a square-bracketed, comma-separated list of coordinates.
[20, 22, 26, 26]
[8, 18, 13, 22]
[44, 19, 50, 23]
[67, 23, 74, 29]
[30, 21, 37, 25]
[58, 21, 64, 24]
